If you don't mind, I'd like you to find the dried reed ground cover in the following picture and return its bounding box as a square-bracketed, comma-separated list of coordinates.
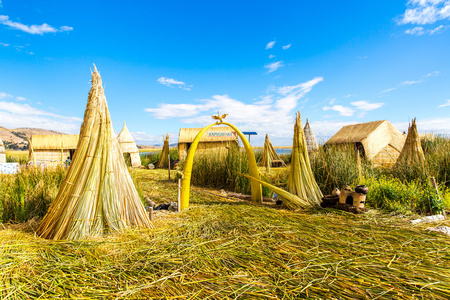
[1, 169, 450, 299]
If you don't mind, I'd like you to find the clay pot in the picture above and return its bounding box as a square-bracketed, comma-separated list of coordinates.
[355, 185, 369, 195]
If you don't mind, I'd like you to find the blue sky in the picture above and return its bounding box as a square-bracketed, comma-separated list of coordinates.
[0, 0, 449, 146]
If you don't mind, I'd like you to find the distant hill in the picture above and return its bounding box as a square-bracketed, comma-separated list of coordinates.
[0, 126, 64, 150]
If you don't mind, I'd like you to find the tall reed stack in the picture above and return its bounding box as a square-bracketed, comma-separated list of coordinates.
[304, 119, 318, 152]
[36, 65, 152, 240]
[261, 133, 285, 170]
[396, 118, 425, 166]
[156, 134, 170, 168]
[287, 112, 322, 206]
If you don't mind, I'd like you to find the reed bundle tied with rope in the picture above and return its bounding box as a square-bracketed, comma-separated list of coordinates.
[156, 134, 170, 169]
[287, 111, 322, 206]
[36, 65, 152, 240]
[396, 118, 425, 166]
[261, 133, 285, 169]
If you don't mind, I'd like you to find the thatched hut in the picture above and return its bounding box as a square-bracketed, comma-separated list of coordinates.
[36, 65, 151, 240]
[178, 127, 239, 160]
[304, 119, 318, 152]
[0, 137, 6, 163]
[29, 134, 79, 167]
[117, 122, 141, 168]
[325, 120, 406, 167]
[396, 118, 425, 166]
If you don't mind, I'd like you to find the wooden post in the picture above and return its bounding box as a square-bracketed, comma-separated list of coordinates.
[178, 178, 181, 212]
[149, 207, 154, 222]
[168, 154, 171, 181]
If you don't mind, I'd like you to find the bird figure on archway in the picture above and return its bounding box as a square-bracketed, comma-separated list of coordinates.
[212, 111, 228, 123]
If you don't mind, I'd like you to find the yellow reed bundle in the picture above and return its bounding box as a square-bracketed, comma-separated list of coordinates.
[396, 118, 425, 166]
[36, 65, 152, 240]
[287, 112, 322, 206]
[260, 133, 285, 169]
[156, 134, 170, 168]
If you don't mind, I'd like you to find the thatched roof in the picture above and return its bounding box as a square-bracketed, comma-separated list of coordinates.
[118, 122, 139, 154]
[36, 65, 151, 240]
[304, 119, 318, 151]
[397, 118, 425, 166]
[0, 137, 5, 154]
[178, 127, 238, 143]
[325, 120, 405, 161]
[29, 134, 79, 150]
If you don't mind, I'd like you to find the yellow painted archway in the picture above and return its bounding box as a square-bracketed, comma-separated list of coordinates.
[180, 122, 262, 210]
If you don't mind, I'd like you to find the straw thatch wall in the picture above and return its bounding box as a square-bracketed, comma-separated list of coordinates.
[29, 134, 79, 167]
[178, 127, 239, 159]
[117, 122, 141, 167]
[325, 120, 406, 167]
[304, 119, 318, 152]
[0, 137, 6, 163]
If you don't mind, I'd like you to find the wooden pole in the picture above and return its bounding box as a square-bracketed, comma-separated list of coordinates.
[168, 154, 171, 181]
[149, 207, 154, 222]
[177, 178, 181, 212]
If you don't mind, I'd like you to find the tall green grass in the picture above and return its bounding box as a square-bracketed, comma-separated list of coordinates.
[0, 167, 66, 223]
[185, 149, 271, 197]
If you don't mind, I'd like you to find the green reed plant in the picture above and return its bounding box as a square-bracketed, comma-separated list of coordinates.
[186, 149, 270, 196]
[0, 167, 66, 223]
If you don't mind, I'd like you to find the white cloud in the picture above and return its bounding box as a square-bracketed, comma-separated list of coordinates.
[398, 0, 450, 25]
[402, 79, 423, 85]
[0, 42, 9, 47]
[405, 26, 425, 34]
[145, 77, 323, 143]
[130, 131, 162, 144]
[394, 117, 450, 133]
[266, 41, 276, 49]
[0, 101, 82, 133]
[264, 61, 284, 73]
[157, 77, 192, 90]
[351, 100, 384, 111]
[0, 15, 73, 35]
[323, 105, 354, 117]
[381, 71, 437, 93]
[405, 24, 447, 34]
[15, 96, 27, 101]
[269, 54, 275, 59]
[0, 92, 13, 99]
[382, 87, 396, 93]
[282, 44, 291, 50]
[438, 99, 450, 107]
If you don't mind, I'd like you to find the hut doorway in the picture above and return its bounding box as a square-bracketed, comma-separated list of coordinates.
[180, 121, 262, 210]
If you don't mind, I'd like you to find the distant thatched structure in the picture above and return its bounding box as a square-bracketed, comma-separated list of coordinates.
[261, 133, 285, 168]
[156, 134, 170, 168]
[287, 111, 322, 206]
[178, 127, 239, 160]
[325, 120, 406, 167]
[304, 119, 318, 152]
[29, 134, 79, 167]
[37, 66, 151, 240]
[396, 118, 425, 166]
[0, 137, 5, 163]
[117, 122, 141, 168]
